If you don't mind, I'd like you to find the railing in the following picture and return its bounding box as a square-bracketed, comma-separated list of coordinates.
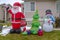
[25, 18, 43, 22]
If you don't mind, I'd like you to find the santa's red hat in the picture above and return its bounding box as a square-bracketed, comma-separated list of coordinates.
[13, 2, 21, 7]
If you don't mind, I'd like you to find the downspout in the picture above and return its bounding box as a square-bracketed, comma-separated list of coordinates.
[4, 8, 6, 23]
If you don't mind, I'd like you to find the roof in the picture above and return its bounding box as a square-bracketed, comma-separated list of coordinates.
[23, 0, 57, 2]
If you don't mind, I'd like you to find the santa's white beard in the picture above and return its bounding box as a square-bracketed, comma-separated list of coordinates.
[19, 7, 22, 12]
[11, 7, 21, 14]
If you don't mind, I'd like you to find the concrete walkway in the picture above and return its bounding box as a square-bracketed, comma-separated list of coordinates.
[54, 28, 60, 30]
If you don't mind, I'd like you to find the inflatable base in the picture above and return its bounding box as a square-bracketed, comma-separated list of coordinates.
[10, 29, 21, 34]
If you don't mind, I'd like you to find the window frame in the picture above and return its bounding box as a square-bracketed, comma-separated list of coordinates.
[30, 2, 35, 11]
[56, 0, 60, 17]
[56, 1, 60, 13]
[24, 2, 36, 12]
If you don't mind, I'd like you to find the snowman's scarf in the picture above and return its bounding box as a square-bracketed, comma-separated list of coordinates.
[50, 15, 55, 22]
[46, 14, 55, 22]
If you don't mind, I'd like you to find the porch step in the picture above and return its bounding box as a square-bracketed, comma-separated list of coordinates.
[26, 18, 43, 22]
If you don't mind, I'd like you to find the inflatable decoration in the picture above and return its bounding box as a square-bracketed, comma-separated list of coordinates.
[38, 26, 43, 36]
[21, 26, 31, 35]
[43, 9, 55, 32]
[8, 2, 27, 34]
[32, 21, 40, 27]
[22, 31, 27, 35]
[33, 13, 39, 19]
[20, 20, 27, 26]
[31, 10, 40, 35]
[27, 30, 31, 35]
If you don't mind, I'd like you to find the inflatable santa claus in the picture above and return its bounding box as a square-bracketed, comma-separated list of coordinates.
[8, 2, 27, 34]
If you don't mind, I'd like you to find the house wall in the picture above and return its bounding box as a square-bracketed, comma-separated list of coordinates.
[24, 2, 36, 18]
[24, 0, 56, 2]
[0, 6, 4, 20]
[24, 0, 59, 19]
[0, 5, 12, 22]
[25, 12, 35, 18]
[36, 1, 58, 17]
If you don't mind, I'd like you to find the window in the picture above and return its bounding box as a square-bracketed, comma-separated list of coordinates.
[24, 2, 35, 12]
[31, 2, 35, 11]
[57, 1, 60, 13]
[57, 3, 60, 13]
[24, 2, 31, 12]
[56, 1, 60, 17]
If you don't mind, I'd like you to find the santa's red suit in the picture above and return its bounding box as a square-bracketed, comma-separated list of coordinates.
[8, 10, 25, 29]
[8, 2, 26, 33]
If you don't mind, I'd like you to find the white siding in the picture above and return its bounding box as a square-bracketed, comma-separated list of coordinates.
[0, 6, 4, 20]
[24, 2, 36, 18]
[24, 1, 59, 19]
[36, 1, 58, 17]
[24, 2, 36, 12]
[56, 0, 60, 17]
[24, 2, 31, 12]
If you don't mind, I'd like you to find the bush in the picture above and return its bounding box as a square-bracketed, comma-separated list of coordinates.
[55, 17, 60, 28]
[6, 22, 11, 26]
[0, 20, 5, 23]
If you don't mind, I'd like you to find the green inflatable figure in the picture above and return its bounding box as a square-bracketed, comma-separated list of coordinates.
[31, 10, 40, 34]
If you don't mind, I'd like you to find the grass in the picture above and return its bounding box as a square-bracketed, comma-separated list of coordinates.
[0, 23, 60, 40]
[0, 30, 60, 40]
[0, 22, 11, 26]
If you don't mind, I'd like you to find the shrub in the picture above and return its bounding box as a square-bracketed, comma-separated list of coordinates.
[55, 17, 60, 28]
[0, 20, 5, 23]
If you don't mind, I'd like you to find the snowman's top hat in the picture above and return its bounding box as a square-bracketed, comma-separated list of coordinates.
[46, 9, 52, 15]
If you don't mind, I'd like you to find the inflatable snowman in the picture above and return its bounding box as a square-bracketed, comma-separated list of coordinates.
[43, 9, 55, 32]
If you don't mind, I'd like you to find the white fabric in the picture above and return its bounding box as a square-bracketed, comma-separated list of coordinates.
[20, 27, 24, 32]
[0, 26, 12, 36]
[26, 26, 31, 30]
[43, 23, 53, 32]
[11, 7, 19, 14]
[19, 7, 22, 12]
[11, 6, 21, 14]
[43, 18, 53, 32]
[20, 26, 31, 32]
[39, 26, 42, 29]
